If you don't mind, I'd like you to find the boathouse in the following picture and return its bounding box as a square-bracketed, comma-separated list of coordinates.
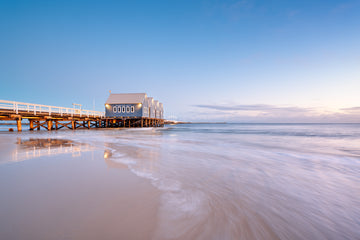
[105, 93, 164, 119]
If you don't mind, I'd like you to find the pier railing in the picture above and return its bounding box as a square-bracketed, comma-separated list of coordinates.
[0, 100, 104, 118]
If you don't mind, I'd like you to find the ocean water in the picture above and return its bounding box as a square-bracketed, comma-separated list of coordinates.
[1, 123, 360, 239]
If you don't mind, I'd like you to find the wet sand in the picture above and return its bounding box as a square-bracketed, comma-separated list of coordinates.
[0, 135, 161, 240]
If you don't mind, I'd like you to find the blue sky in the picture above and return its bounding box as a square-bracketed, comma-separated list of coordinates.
[1, 0, 360, 122]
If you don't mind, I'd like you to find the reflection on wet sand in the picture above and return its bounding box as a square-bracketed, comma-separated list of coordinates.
[103, 149, 128, 169]
[10, 138, 93, 163]
[18, 138, 74, 148]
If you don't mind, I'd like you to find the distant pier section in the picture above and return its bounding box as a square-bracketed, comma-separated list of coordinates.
[0, 93, 165, 132]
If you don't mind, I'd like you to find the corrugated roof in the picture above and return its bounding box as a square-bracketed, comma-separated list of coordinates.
[105, 93, 147, 104]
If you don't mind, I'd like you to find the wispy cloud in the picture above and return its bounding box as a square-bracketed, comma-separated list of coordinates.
[203, 0, 255, 21]
[332, 1, 359, 13]
[189, 104, 360, 123]
[194, 104, 312, 113]
[227, 0, 253, 10]
[340, 106, 360, 112]
[287, 10, 300, 18]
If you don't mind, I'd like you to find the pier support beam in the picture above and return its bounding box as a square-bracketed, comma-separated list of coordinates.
[29, 120, 34, 131]
[47, 120, 53, 131]
[17, 118, 22, 132]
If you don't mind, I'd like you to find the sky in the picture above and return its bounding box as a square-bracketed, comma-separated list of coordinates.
[1, 0, 360, 122]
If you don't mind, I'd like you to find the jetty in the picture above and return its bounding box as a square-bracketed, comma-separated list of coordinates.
[0, 99, 165, 132]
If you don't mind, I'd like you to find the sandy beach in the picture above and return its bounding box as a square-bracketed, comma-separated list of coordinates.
[0, 134, 161, 240]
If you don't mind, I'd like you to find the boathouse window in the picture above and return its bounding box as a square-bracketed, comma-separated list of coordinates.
[113, 106, 117, 113]
[122, 106, 125, 113]
[131, 106, 134, 113]
[126, 106, 130, 113]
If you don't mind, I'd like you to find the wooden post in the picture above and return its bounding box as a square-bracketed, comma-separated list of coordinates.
[47, 120, 52, 131]
[87, 121, 90, 129]
[29, 120, 34, 131]
[55, 121, 59, 130]
[37, 121, 40, 130]
[141, 118, 143, 128]
[72, 121, 76, 130]
[17, 118, 22, 132]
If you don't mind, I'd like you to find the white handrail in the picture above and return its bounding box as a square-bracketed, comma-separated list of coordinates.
[0, 100, 105, 118]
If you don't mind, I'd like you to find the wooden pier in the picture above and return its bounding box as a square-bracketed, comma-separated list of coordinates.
[0, 100, 165, 132]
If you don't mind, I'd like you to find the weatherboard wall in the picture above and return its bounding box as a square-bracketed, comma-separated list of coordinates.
[105, 104, 143, 118]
